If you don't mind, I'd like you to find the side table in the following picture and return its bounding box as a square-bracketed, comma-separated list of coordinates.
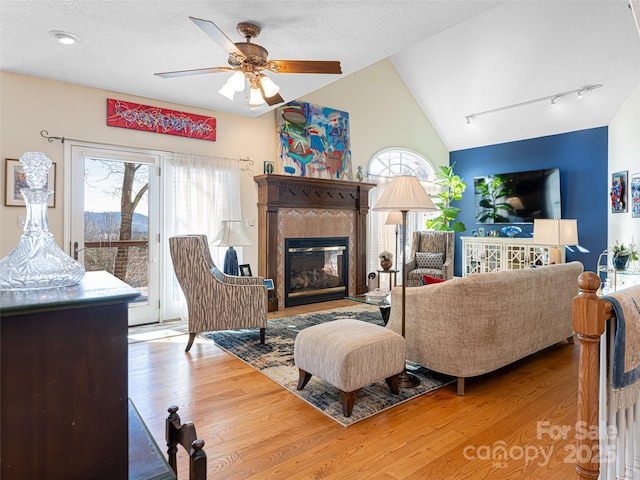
[377, 269, 398, 290]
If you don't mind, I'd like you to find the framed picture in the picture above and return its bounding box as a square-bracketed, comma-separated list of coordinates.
[264, 161, 274, 174]
[632, 173, 640, 218]
[5, 158, 56, 207]
[264, 278, 274, 290]
[611, 171, 628, 213]
[239, 264, 252, 276]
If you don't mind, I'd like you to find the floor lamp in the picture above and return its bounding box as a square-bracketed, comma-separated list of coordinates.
[211, 220, 253, 275]
[374, 176, 438, 388]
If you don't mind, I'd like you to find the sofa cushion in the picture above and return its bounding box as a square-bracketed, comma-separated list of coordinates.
[416, 252, 444, 269]
[422, 274, 446, 285]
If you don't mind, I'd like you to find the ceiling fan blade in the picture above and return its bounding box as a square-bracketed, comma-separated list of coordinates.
[263, 92, 284, 106]
[267, 60, 342, 74]
[189, 16, 244, 57]
[257, 78, 285, 106]
[155, 66, 235, 78]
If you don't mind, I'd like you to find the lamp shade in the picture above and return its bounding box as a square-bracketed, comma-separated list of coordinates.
[385, 211, 403, 225]
[211, 220, 253, 247]
[532, 219, 579, 246]
[373, 176, 437, 212]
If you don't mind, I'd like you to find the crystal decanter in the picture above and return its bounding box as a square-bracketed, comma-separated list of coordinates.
[0, 152, 85, 290]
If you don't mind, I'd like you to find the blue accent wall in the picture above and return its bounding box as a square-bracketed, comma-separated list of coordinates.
[450, 127, 608, 276]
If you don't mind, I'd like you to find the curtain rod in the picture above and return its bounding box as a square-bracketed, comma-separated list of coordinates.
[41, 130, 256, 168]
[41, 130, 66, 143]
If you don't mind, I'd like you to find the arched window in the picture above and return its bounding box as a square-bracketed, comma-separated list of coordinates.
[367, 148, 438, 283]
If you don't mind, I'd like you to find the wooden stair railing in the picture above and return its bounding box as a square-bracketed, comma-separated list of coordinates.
[572, 272, 616, 479]
[166, 405, 207, 480]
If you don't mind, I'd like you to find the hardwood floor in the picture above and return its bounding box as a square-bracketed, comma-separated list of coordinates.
[128, 300, 580, 479]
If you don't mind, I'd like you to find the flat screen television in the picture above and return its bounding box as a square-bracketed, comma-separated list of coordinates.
[474, 168, 561, 224]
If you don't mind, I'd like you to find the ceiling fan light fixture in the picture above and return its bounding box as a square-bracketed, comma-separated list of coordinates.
[228, 71, 246, 92]
[249, 86, 265, 106]
[260, 75, 280, 98]
[218, 83, 236, 101]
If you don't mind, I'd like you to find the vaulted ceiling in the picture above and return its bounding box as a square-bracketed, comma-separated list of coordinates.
[2, 1, 639, 151]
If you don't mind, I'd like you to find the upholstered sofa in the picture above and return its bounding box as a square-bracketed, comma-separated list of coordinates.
[387, 261, 584, 394]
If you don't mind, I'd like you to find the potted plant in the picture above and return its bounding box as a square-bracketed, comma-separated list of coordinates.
[610, 241, 639, 271]
[425, 163, 467, 232]
[379, 251, 393, 270]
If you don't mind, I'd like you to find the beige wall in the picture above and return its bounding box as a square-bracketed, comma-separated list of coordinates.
[608, 81, 640, 248]
[301, 58, 449, 169]
[0, 59, 448, 265]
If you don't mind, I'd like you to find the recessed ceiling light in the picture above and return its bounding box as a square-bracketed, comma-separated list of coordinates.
[49, 30, 81, 45]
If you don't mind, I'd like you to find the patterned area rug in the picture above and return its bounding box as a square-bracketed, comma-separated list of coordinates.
[203, 304, 455, 427]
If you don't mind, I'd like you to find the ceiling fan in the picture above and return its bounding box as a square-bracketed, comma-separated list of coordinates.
[155, 17, 342, 108]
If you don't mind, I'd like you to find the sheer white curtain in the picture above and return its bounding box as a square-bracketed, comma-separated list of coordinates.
[368, 175, 397, 275]
[170, 153, 242, 267]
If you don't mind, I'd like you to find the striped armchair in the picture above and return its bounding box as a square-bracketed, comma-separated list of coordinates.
[169, 234, 267, 352]
[405, 231, 454, 287]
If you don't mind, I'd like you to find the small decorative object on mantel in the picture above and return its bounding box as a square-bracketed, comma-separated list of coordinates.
[501, 225, 522, 238]
[356, 166, 364, 182]
[0, 152, 85, 291]
[379, 251, 393, 270]
[610, 241, 638, 271]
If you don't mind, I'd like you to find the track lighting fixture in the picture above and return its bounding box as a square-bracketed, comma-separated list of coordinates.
[464, 84, 602, 124]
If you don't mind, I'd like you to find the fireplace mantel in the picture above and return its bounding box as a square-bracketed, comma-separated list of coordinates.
[254, 174, 376, 307]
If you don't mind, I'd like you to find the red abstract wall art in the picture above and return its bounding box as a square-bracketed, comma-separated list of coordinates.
[106, 98, 216, 141]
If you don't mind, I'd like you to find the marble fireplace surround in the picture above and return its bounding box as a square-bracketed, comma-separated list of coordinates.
[254, 174, 375, 309]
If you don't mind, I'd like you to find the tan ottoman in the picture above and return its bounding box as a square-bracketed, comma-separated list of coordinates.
[293, 319, 405, 417]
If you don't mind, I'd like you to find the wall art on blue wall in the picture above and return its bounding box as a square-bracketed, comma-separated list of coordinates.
[611, 171, 627, 213]
[632, 173, 640, 218]
[276, 101, 352, 180]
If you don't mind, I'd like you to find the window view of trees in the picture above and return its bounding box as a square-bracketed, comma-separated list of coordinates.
[83, 159, 149, 291]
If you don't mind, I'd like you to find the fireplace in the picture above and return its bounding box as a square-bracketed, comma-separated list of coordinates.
[284, 237, 348, 307]
[255, 174, 375, 310]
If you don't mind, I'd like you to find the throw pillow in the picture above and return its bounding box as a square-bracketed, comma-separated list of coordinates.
[416, 252, 444, 269]
[422, 274, 446, 285]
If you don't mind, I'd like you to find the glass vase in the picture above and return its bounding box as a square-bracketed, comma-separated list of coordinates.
[0, 152, 85, 291]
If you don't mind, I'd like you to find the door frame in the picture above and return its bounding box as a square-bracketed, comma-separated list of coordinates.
[63, 140, 178, 325]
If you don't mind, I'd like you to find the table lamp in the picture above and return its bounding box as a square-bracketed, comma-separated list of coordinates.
[532, 219, 578, 265]
[385, 211, 403, 271]
[211, 220, 252, 275]
[374, 176, 438, 388]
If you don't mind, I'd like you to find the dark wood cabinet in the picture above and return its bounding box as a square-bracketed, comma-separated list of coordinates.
[1, 272, 139, 479]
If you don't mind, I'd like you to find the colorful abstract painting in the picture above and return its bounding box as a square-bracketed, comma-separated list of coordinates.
[611, 171, 628, 213]
[276, 101, 352, 180]
[107, 98, 216, 141]
[632, 173, 640, 218]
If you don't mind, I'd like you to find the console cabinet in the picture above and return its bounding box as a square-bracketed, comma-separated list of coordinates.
[461, 236, 557, 277]
[0, 271, 140, 479]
